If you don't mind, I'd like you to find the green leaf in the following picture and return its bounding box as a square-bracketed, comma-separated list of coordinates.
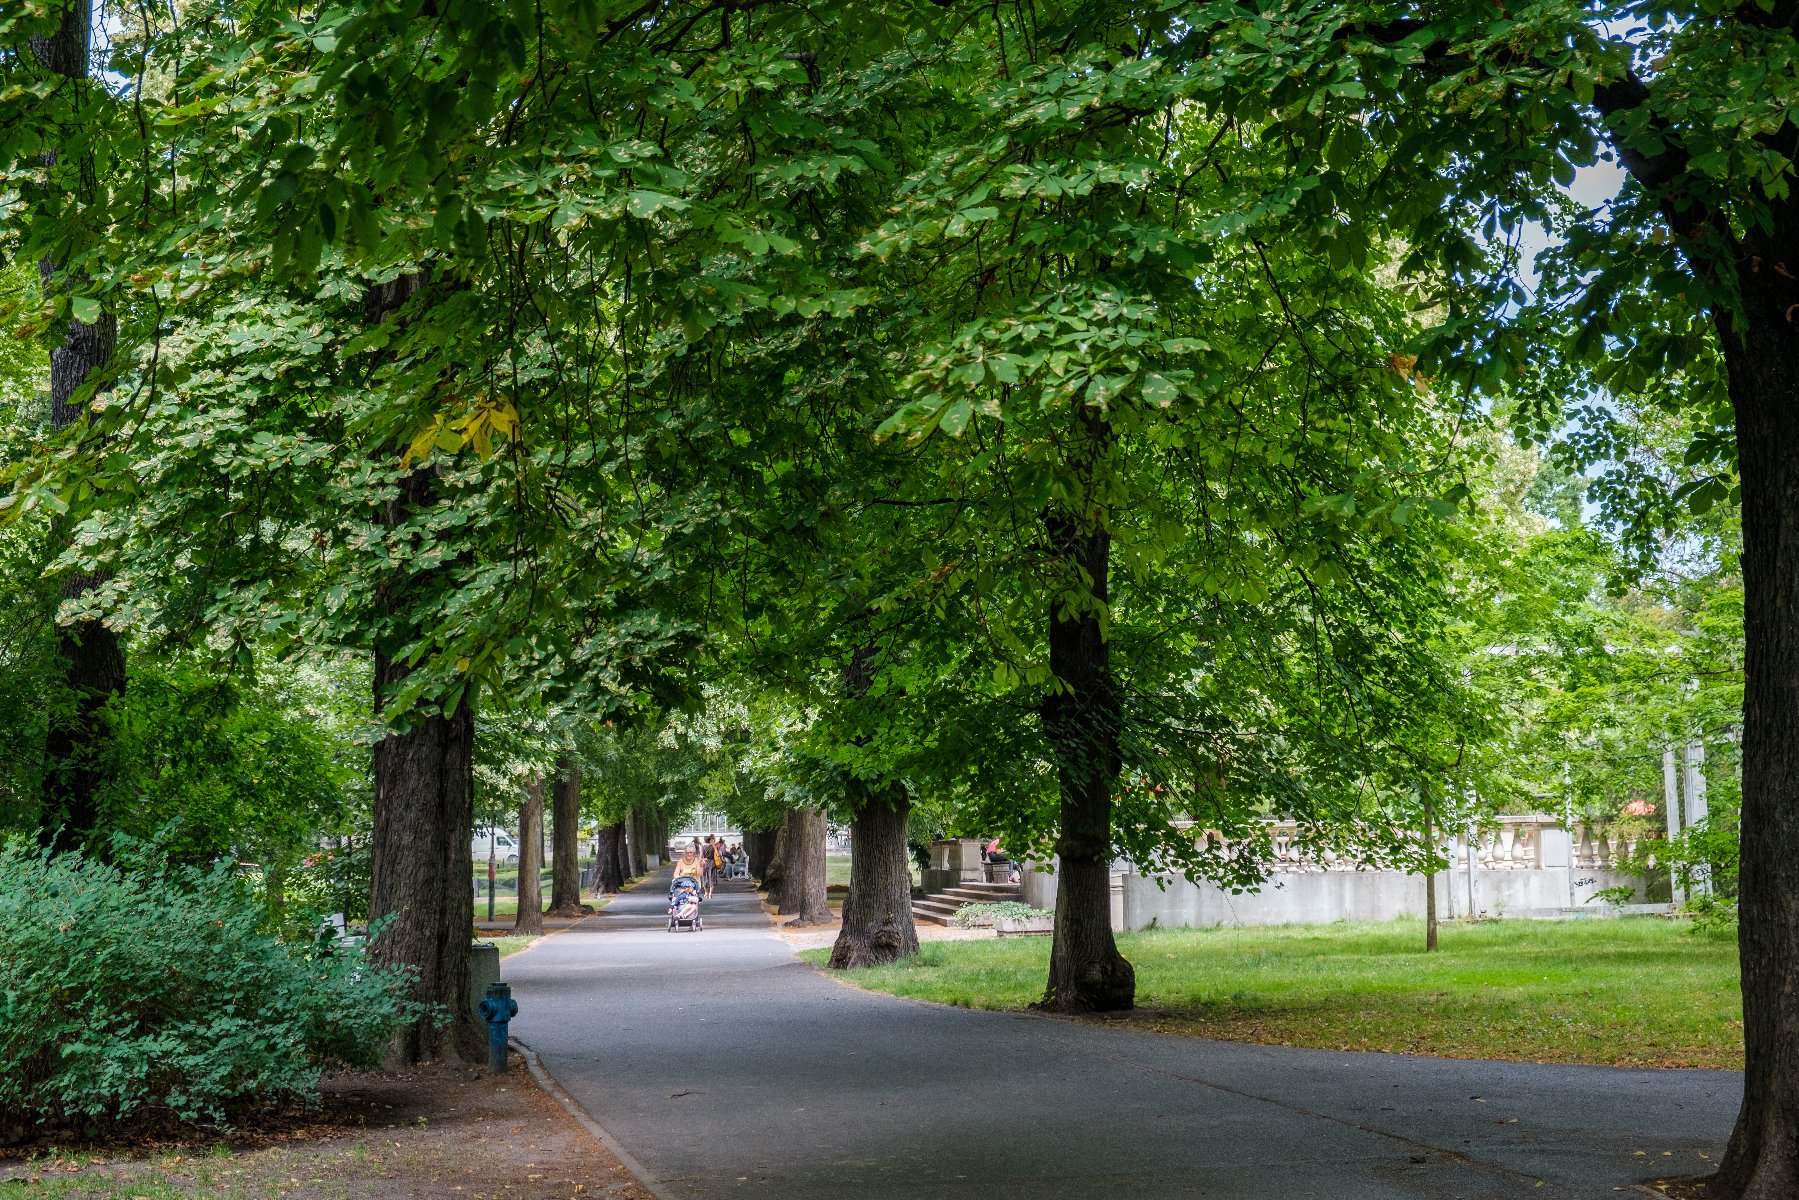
[939, 397, 973, 437]
[1141, 372, 1179, 407]
[627, 191, 686, 219]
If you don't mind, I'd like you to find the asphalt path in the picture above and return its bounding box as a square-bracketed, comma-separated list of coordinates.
[502, 870, 1739, 1200]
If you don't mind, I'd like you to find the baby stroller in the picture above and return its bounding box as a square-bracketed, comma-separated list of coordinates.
[667, 875, 703, 932]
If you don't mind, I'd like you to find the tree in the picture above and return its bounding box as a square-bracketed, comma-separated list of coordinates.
[548, 757, 590, 916]
[829, 651, 919, 968]
[778, 807, 832, 927]
[828, 785, 916, 968]
[364, 274, 481, 1063]
[594, 821, 625, 895]
[1168, 5, 1788, 1187]
[13, 1, 126, 854]
[513, 777, 544, 936]
[744, 824, 777, 886]
[761, 814, 791, 906]
[859, 13, 1480, 1010]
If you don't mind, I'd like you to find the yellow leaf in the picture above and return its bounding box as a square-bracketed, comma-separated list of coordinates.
[402, 416, 445, 467]
[486, 400, 519, 439]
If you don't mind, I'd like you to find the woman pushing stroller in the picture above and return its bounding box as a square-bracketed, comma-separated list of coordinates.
[669, 845, 706, 932]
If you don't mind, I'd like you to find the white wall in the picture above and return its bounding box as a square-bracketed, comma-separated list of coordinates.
[1121, 866, 1650, 930]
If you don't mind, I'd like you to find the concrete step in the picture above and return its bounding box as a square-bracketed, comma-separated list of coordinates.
[912, 899, 964, 920]
[911, 884, 1026, 929]
[939, 886, 1021, 904]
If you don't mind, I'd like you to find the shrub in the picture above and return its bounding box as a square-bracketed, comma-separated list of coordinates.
[950, 901, 1054, 928]
[0, 838, 430, 1136]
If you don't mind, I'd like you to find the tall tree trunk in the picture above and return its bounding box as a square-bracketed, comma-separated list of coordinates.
[779, 806, 832, 926]
[266, 860, 287, 915]
[548, 758, 590, 915]
[746, 825, 777, 884]
[31, 1, 125, 856]
[622, 806, 640, 876]
[365, 270, 480, 1064]
[829, 786, 917, 968]
[596, 821, 625, 894]
[761, 810, 791, 900]
[828, 645, 917, 967]
[1037, 462, 1134, 1014]
[369, 666, 479, 1064]
[1714, 224, 1799, 1200]
[1423, 783, 1438, 952]
[612, 815, 633, 883]
[513, 778, 544, 935]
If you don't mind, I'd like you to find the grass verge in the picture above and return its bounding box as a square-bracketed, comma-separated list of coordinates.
[801, 918, 1742, 1069]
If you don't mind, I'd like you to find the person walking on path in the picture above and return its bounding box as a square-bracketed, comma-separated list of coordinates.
[673, 846, 704, 884]
[701, 835, 719, 899]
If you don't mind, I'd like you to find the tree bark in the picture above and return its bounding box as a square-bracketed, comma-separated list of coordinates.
[1037, 455, 1134, 1014]
[513, 777, 544, 935]
[829, 786, 917, 968]
[761, 810, 791, 900]
[611, 815, 633, 883]
[31, 1, 125, 857]
[622, 806, 642, 876]
[596, 821, 625, 893]
[369, 671, 480, 1064]
[548, 758, 590, 915]
[1423, 784, 1438, 952]
[1712, 217, 1799, 1200]
[364, 269, 480, 1064]
[779, 806, 832, 926]
[746, 825, 777, 884]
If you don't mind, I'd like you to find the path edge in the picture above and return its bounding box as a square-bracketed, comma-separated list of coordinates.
[510, 1036, 675, 1200]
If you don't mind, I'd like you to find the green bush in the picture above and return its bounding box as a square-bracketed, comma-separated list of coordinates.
[0, 838, 430, 1134]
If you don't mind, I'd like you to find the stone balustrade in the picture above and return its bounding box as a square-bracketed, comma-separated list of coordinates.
[1228, 814, 1640, 874]
[1119, 813, 1657, 929]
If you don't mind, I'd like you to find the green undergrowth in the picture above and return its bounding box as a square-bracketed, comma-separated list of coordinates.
[804, 918, 1742, 1068]
[950, 901, 1054, 927]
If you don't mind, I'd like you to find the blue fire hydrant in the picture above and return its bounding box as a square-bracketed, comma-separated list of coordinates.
[478, 981, 518, 1074]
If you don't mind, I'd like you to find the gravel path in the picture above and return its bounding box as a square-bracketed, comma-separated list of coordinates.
[502, 871, 1738, 1200]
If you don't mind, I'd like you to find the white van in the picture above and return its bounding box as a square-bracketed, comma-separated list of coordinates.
[472, 826, 520, 863]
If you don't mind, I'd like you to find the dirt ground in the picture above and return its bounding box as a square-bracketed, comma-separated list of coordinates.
[0, 1061, 650, 1200]
[760, 896, 998, 951]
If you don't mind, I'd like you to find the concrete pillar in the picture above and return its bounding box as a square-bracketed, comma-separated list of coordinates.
[1683, 742, 1711, 897]
[1663, 748, 1685, 906]
[1445, 835, 1458, 920]
[1464, 827, 1478, 917]
[1682, 742, 1708, 828]
[1020, 858, 1057, 910]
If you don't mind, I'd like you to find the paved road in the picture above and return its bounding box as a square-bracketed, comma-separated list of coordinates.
[503, 871, 1738, 1199]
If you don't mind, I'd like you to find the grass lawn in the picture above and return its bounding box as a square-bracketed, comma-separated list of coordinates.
[474, 894, 525, 917]
[823, 853, 922, 889]
[802, 918, 1743, 1069]
[826, 853, 852, 888]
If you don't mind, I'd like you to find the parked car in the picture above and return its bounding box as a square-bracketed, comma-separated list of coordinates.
[472, 826, 521, 863]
